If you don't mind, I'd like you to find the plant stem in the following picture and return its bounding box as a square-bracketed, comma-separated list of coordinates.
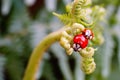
[23, 28, 66, 80]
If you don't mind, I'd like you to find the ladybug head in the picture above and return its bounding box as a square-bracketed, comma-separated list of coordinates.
[82, 29, 93, 40]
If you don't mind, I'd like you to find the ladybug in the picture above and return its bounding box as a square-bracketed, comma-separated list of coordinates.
[73, 29, 93, 51]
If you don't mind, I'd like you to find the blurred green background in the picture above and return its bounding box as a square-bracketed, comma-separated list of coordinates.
[0, 0, 120, 80]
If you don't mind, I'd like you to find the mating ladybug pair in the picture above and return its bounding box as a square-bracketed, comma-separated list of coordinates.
[73, 29, 93, 51]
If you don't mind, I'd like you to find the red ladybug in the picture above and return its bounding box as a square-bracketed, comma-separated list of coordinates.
[73, 29, 93, 51]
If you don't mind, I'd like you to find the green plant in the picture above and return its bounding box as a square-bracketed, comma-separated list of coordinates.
[23, 0, 105, 80]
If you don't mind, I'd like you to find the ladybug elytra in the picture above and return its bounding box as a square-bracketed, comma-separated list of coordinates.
[73, 29, 93, 51]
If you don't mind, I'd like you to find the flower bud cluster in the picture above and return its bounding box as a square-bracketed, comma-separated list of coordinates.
[60, 31, 73, 55]
[79, 47, 96, 74]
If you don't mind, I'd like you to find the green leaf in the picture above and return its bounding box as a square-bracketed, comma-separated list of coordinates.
[53, 12, 74, 25]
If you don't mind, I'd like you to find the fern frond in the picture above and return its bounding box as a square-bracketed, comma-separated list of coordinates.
[72, 0, 86, 19]
[53, 12, 74, 25]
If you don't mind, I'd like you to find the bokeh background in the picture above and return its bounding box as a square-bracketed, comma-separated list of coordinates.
[0, 0, 120, 80]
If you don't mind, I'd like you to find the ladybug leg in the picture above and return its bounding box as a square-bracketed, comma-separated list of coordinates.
[73, 43, 81, 52]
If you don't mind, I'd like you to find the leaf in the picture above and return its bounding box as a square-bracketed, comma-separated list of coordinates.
[53, 12, 74, 25]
